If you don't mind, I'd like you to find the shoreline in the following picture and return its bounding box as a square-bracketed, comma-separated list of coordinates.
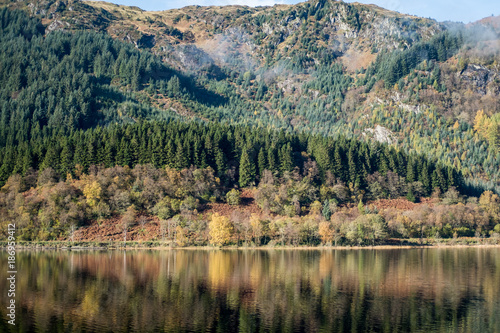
[1, 239, 500, 250]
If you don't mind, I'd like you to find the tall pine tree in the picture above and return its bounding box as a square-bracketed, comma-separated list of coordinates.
[239, 147, 255, 187]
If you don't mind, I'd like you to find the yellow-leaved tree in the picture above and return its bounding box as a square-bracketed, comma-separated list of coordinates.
[83, 180, 102, 207]
[209, 213, 234, 247]
[474, 110, 492, 140]
[318, 221, 335, 244]
[479, 191, 500, 224]
[175, 226, 188, 247]
[250, 213, 263, 246]
[474, 110, 500, 150]
[487, 113, 500, 150]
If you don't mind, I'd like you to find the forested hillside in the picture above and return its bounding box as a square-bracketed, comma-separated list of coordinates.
[0, 1, 499, 244]
[0, 7, 232, 147]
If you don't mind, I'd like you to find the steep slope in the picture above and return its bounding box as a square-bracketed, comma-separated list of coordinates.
[3, 0, 442, 69]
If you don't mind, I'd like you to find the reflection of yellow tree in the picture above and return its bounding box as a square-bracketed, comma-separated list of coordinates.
[209, 213, 234, 246]
[2, 249, 500, 332]
[319, 251, 333, 278]
[208, 251, 231, 290]
[79, 285, 100, 318]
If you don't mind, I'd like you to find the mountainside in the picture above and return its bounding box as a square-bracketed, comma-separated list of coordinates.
[0, 0, 499, 243]
[7, 0, 442, 67]
[0, 0, 498, 187]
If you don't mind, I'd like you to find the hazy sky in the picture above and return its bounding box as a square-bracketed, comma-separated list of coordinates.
[108, 0, 499, 23]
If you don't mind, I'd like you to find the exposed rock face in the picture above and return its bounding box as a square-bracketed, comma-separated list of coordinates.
[398, 103, 424, 114]
[364, 125, 396, 144]
[27, 0, 72, 18]
[47, 19, 69, 32]
[176, 44, 213, 70]
[461, 63, 499, 95]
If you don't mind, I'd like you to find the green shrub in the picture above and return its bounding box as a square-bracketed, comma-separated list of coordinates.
[225, 189, 241, 206]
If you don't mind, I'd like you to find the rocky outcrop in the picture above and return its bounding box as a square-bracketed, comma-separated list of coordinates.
[363, 125, 397, 144]
[461, 63, 499, 95]
[46, 19, 69, 32]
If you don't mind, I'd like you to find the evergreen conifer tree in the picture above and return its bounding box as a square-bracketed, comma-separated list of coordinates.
[267, 147, 277, 172]
[322, 199, 331, 221]
[257, 147, 266, 176]
[333, 144, 344, 181]
[239, 147, 255, 187]
[215, 146, 226, 178]
[279, 143, 293, 174]
[175, 141, 187, 169]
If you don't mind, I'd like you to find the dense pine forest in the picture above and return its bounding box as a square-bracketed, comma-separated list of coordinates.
[0, 7, 200, 146]
[0, 1, 499, 245]
[0, 119, 464, 194]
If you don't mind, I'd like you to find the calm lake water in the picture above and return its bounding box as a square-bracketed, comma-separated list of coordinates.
[1, 248, 500, 332]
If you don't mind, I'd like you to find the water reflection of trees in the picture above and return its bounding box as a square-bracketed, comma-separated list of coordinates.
[0, 249, 499, 332]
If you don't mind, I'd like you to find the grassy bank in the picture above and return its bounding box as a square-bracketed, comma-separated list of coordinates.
[1, 237, 499, 250]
